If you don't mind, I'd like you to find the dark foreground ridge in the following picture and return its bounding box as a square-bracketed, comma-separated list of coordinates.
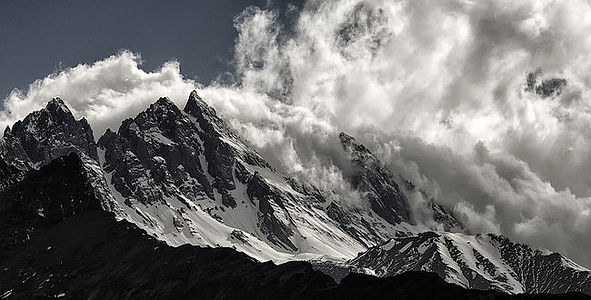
[2, 211, 588, 300]
[0, 156, 587, 300]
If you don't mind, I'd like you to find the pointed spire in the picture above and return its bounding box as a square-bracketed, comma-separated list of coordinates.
[148, 97, 182, 115]
[185, 90, 203, 110]
[46, 97, 71, 113]
[45, 97, 75, 124]
[338, 132, 355, 145]
[184, 90, 218, 119]
[155, 97, 174, 106]
[189, 90, 202, 100]
[338, 131, 371, 154]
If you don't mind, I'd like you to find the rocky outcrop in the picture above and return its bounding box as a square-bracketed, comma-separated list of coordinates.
[246, 172, 296, 251]
[525, 70, 567, 98]
[348, 231, 591, 295]
[339, 132, 412, 225]
[96, 94, 304, 254]
[0, 153, 103, 250]
[6, 98, 97, 166]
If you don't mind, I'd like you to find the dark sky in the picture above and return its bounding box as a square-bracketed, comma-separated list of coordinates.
[0, 0, 301, 99]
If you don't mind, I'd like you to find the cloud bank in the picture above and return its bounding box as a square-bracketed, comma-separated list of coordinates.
[3, 0, 591, 267]
[0, 51, 197, 138]
[224, 0, 591, 267]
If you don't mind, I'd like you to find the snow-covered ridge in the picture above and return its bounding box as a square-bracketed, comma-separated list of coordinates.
[93, 92, 410, 262]
[348, 231, 591, 294]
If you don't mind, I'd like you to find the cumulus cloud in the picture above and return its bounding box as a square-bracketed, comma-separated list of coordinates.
[4, 0, 591, 267]
[0, 51, 197, 137]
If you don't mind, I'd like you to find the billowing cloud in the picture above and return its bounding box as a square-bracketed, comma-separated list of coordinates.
[0, 51, 197, 137]
[3, 0, 591, 268]
[221, 0, 591, 267]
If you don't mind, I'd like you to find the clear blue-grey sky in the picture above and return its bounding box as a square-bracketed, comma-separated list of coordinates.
[0, 0, 301, 99]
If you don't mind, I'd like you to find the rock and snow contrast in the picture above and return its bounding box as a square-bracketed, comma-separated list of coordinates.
[1, 92, 590, 297]
[348, 232, 591, 294]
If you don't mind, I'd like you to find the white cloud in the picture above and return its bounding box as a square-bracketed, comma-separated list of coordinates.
[0, 51, 197, 138]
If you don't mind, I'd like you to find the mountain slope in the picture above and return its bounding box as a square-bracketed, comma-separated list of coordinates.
[0, 98, 117, 211]
[0, 153, 105, 251]
[339, 132, 412, 225]
[0, 156, 534, 299]
[1, 188, 586, 299]
[347, 231, 591, 294]
[95, 92, 381, 261]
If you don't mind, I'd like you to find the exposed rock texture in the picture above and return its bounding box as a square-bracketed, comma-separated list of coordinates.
[339, 132, 412, 224]
[348, 232, 591, 295]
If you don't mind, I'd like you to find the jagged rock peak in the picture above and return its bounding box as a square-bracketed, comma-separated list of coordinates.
[44, 97, 76, 124]
[7, 97, 98, 165]
[189, 90, 202, 101]
[135, 97, 185, 125]
[186, 90, 206, 108]
[46, 97, 71, 112]
[339, 132, 372, 155]
[337, 131, 412, 225]
[12, 97, 76, 131]
[153, 97, 179, 110]
[184, 90, 218, 120]
[339, 132, 355, 144]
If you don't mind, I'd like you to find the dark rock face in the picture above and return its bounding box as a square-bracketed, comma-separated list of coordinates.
[526, 70, 567, 98]
[0, 133, 31, 172]
[428, 200, 463, 231]
[6, 98, 97, 167]
[246, 172, 297, 251]
[183, 91, 272, 204]
[0, 153, 102, 251]
[324, 202, 377, 248]
[184, 91, 272, 170]
[0, 156, 16, 178]
[97, 93, 299, 251]
[1, 208, 586, 299]
[98, 97, 213, 205]
[338, 132, 412, 225]
[0, 156, 25, 192]
[488, 234, 591, 295]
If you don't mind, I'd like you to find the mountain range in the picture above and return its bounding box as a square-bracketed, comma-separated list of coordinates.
[1, 91, 590, 298]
